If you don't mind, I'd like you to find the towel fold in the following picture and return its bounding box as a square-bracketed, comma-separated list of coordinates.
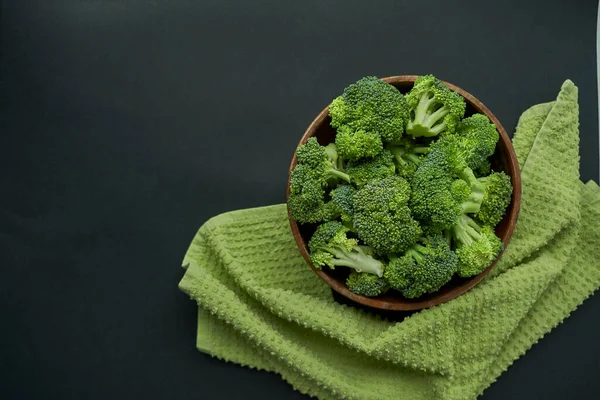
[179, 80, 600, 400]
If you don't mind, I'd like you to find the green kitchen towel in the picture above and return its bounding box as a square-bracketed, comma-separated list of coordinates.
[179, 80, 600, 400]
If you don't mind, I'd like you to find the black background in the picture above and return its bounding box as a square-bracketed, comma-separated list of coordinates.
[1, 1, 599, 399]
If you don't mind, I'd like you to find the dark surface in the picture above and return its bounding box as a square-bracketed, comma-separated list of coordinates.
[1, 1, 598, 399]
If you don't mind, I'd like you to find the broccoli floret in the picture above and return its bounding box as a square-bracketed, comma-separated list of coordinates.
[330, 184, 356, 226]
[410, 143, 462, 231]
[353, 176, 422, 255]
[385, 139, 429, 180]
[405, 75, 466, 137]
[334, 126, 383, 161]
[329, 76, 410, 145]
[308, 221, 385, 276]
[346, 271, 389, 297]
[296, 137, 350, 183]
[451, 179, 471, 203]
[384, 235, 457, 298]
[451, 214, 503, 277]
[409, 134, 500, 229]
[455, 114, 499, 170]
[346, 149, 396, 187]
[287, 165, 328, 223]
[474, 159, 492, 177]
[475, 172, 513, 226]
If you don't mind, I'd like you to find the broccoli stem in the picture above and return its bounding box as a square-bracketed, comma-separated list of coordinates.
[413, 92, 436, 124]
[406, 244, 429, 264]
[428, 120, 448, 135]
[457, 167, 478, 185]
[325, 246, 384, 277]
[457, 168, 486, 213]
[461, 198, 483, 214]
[452, 214, 482, 247]
[409, 92, 449, 136]
[390, 151, 408, 167]
[325, 168, 351, 183]
[424, 105, 449, 128]
[403, 153, 422, 166]
[388, 146, 422, 167]
[412, 146, 430, 154]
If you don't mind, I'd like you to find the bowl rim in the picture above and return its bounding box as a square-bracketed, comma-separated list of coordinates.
[286, 75, 522, 311]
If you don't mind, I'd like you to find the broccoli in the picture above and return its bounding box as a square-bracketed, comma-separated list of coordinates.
[384, 235, 457, 298]
[346, 149, 396, 187]
[346, 271, 389, 297]
[410, 135, 507, 229]
[455, 114, 499, 170]
[287, 165, 328, 223]
[334, 126, 383, 161]
[474, 159, 492, 177]
[451, 179, 471, 203]
[295, 137, 350, 183]
[405, 75, 466, 137]
[308, 221, 385, 276]
[383, 138, 429, 179]
[475, 172, 513, 226]
[289, 74, 513, 295]
[409, 141, 462, 231]
[353, 176, 422, 255]
[450, 214, 503, 277]
[330, 184, 356, 226]
[329, 76, 410, 145]
[410, 136, 506, 276]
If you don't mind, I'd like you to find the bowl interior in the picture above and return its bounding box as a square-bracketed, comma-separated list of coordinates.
[287, 76, 521, 311]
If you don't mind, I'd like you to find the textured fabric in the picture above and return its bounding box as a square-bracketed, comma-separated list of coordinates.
[179, 80, 600, 400]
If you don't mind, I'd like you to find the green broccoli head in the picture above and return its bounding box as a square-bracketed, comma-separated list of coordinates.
[451, 215, 503, 277]
[405, 75, 466, 137]
[451, 179, 471, 203]
[334, 126, 383, 161]
[288, 165, 328, 223]
[384, 235, 457, 298]
[412, 134, 490, 217]
[346, 149, 396, 187]
[475, 172, 513, 226]
[330, 184, 356, 225]
[308, 221, 385, 277]
[346, 270, 389, 297]
[329, 76, 410, 144]
[353, 176, 422, 255]
[295, 137, 350, 183]
[410, 145, 462, 231]
[456, 114, 499, 170]
[474, 159, 492, 177]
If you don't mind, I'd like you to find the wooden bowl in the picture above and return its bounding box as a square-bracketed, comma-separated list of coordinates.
[286, 75, 521, 311]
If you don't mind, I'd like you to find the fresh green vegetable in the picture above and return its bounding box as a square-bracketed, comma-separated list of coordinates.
[308, 221, 385, 277]
[296, 137, 350, 184]
[405, 74, 466, 137]
[346, 149, 396, 187]
[329, 76, 410, 158]
[384, 235, 457, 298]
[385, 138, 429, 179]
[409, 137, 462, 231]
[288, 74, 513, 298]
[334, 126, 383, 161]
[451, 215, 503, 277]
[475, 172, 513, 226]
[288, 165, 329, 223]
[353, 176, 421, 255]
[346, 271, 389, 297]
[455, 114, 499, 170]
[330, 184, 356, 226]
